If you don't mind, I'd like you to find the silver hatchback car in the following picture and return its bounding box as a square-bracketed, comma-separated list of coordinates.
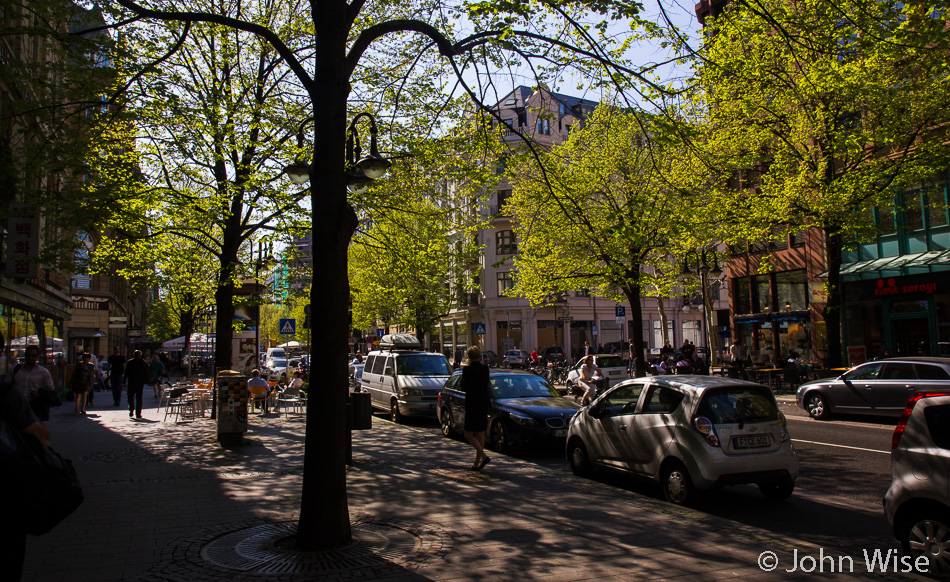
[884, 391, 950, 577]
[567, 376, 799, 505]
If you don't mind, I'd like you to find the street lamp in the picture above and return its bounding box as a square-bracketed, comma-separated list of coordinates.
[680, 248, 723, 370]
[283, 112, 391, 191]
[251, 241, 274, 370]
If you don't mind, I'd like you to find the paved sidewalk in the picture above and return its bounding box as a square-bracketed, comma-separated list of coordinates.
[22, 393, 916, 582]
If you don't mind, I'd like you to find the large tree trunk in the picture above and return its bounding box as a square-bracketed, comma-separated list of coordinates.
[297, 1, 355, 550]
[656, 297, 669, 346]
[181, 311, 195, 376]
[213, 262, 236, 371]
[823, 228, 844, 368]
[622, 278, 648, 376]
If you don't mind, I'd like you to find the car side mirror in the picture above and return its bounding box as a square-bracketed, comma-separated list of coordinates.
[384, 366, 394, 376]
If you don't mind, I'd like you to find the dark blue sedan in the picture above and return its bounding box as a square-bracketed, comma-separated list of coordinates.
[438, 369, 580, 452]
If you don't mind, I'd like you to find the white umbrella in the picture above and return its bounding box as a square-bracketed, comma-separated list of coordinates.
[277, 340, 305, 348]
[161, 333, 213, 352]
[10, 335, 63, 348]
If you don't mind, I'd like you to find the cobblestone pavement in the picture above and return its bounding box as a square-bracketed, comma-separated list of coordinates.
[21, 392, 923, 582]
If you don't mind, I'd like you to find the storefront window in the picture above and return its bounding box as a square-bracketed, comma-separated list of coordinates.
[844, 299, 884, 358]
[776, 270, 808, 311]
[653, 319, 674, 349]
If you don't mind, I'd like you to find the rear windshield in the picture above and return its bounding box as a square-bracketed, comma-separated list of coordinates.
[597, 356, 625, 368]
[271, 359, 288, 367]
[696, 386, 778, 424]
[395, 354, 451, 376]
[490, 374, 560, 399]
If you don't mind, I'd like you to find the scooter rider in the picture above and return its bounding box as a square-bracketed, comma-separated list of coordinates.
[579, 355, 603, 405]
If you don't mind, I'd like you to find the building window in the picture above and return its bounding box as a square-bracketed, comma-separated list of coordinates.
[497, 271, 513, 296]
[495, 156, 508, 175]
[537, 117, 550, 135]
[753, 274, 771, 312]
[496, 189, 512, 213]
[496, 230, 517, 255]
[733, 277, 752, 314]
[776, 270, 808, 311]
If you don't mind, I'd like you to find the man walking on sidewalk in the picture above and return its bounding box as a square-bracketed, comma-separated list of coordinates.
[123, 350, 149, 420]
[107, 346, 126, 407]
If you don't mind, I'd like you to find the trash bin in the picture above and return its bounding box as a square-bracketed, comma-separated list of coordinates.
[350, 391, 372, 430]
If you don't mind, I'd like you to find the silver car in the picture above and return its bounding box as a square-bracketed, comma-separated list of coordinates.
[567, 376, 799, 505]
[884, 392, 950, 577]
[796, 357, 950, 420]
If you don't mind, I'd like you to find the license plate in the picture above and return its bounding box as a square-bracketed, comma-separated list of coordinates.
[608, 370, 620, 376]
[552, 429, 567, 437]
[733, 435, 771, 449]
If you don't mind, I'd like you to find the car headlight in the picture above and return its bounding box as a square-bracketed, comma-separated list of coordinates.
[508, 412, 537, 426]
[402, 388, 422, 396]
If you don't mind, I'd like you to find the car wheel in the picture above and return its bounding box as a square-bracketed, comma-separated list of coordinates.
[567, 438, 592, 478]
[902, 510, 950, 577]
[804, 392, 829, 420]
[758, 479, 795, 501]
[390, 399, 404, 424]
[440, 408, 454, 438]
[661, 460, 696, 506]
[489, 419, 510, 453]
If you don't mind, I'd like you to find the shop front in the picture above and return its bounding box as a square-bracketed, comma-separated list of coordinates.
[842, 272, 950, 360]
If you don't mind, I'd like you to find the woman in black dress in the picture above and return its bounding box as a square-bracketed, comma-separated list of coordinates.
[461, 345, 491, 471]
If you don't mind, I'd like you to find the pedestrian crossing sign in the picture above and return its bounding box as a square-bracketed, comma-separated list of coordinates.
[279, 318, 296, 335]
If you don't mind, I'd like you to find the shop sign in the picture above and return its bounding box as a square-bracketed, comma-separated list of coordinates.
[5, 204, 39, 278]
[872, 278, 937, 297]
[847, 345, 867, 366]
[810, 282, 828, 304]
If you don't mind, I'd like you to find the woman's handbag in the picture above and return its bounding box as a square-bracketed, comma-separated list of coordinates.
[0, 420, 84, 535]
[0, 384, 84, 535]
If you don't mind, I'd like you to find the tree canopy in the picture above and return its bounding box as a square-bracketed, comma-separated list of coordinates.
[507, 105, 706, 373]
[692, 0, 950, 365]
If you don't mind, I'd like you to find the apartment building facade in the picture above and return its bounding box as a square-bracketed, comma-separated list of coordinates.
[437, 85, 728, 362]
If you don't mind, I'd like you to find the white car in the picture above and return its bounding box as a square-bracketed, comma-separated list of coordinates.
[265, 358, 294, 383]
[567, 376, 799, 505]
[565, 354, 628, 392]
[503, 350, 529, 368]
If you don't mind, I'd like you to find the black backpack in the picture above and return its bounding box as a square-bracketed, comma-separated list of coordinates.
[0, 383, 84, 535]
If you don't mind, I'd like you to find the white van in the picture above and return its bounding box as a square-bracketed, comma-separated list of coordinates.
[264, 347, 285, 368]
[361, 334, 453, 423]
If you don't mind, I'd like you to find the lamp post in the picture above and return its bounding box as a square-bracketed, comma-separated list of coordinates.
[284, 112, 391, 191]
[251, 241, 273, 371]
[681, 248, 723, 371]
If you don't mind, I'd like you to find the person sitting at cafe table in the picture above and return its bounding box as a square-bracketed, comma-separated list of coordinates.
[247, 369, 271, 415]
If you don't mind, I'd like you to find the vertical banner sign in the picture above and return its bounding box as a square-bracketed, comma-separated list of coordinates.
[6, 204, 39, 278]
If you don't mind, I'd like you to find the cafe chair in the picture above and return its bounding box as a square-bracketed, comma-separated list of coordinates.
[249, 383, 270, 415]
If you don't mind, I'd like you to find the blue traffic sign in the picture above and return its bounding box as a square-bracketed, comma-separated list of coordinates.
[473, 322, 486, 335]
[376, 328, 385, 337]
[279, 318, 296, 335]
[615, 305, 626, 317]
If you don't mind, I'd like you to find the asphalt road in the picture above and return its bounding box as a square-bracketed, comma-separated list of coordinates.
[382, 394, 903, 557]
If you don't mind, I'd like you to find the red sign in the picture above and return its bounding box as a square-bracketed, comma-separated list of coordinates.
[872, 278, 937, 297]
